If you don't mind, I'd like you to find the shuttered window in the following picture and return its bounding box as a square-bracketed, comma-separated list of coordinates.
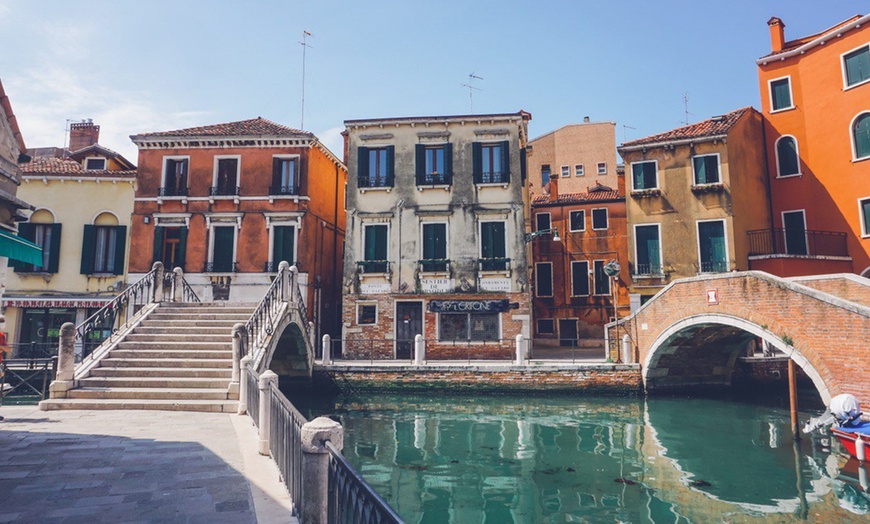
[631, 161, 658, 190]
[211, 226, 236, 272]
[415, 144, 452, 185]
[569, 210, 585, 232]
[593, 260, 610, 295]
[12, 223, 61, 273]
[163, 158, 188, 196]
[854, 113, 870, 160]
[770, 78, 792, 111]
[82, 225, 126, 275]
[860, 198, 870, 237]
[844, 46, 870, 87]
[692, 154, 721, 185]
[421, 223, 448, 272]
[361, 224, 388, 273]
[272, 226, 296, 267]
[776, 136, 800, 176]
[479, 221, 507, 271]
[357, 147, 394, 188]
[635, 224, 661, 275]
[153, 226, 187, 270]
[697, 220, 727, 273]
[271, 158, 299, 195]
[535, 263, 553, 297]
[473, 141, 510, 184]
[571, 260, 589, 296]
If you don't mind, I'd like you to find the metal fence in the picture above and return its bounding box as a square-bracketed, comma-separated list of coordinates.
[529, 338, 608, 362]
[246, 365, 261, 428]
[747, 228, 848, 257]
[326, 441, 403, 524]
[269, 385, 306, 513]
[1, 357, 57, 402]
[9, 342, 56, 359]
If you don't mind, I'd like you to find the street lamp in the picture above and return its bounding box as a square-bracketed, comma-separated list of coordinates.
[524, 228, 561, 243]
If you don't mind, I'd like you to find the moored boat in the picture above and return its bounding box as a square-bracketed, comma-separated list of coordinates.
[832, 422, 870, 462]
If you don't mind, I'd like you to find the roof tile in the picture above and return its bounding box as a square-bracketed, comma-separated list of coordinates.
[20, 157, 136, 178]
[135, 117, 311, 138]
[532, 189, 621, 206]
[620, 107, 751, 149]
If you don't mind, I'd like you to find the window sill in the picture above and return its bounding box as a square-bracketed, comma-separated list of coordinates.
[691, 183, 725, 194]
[852, 156, 870, 164]
[87, 272, 121, 278]
[358, 271, 391, 279]
[474, 182, 509, 189]
[419, 270, 450, 277]
[769, 106, 796, 115]
[359, 187, 392, 193]
[478, 269, 511, 278]
[843, 77, 870, 92]
[776, 173, 802, 179]
[630, 189, 662, 198]
[569, 294, 590, 298]
[15, 271, 55, 277]
[416, 184, 451, 191]
[633, 273, 666, 280]
[568, 229, 586, 233]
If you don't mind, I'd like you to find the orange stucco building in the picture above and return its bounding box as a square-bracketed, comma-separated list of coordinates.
[128, 118, 346, 338]
[754, 15, 870, 277]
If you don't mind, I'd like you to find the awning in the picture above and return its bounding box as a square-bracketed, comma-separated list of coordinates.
[0, 228, 42, 265]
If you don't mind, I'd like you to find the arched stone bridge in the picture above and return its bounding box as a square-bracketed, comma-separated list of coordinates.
[608, 272, 870, 407]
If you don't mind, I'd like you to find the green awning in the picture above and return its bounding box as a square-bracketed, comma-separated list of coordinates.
[0, 228, 42, 265]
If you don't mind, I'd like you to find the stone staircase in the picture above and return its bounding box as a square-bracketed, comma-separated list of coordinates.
[40, 302, 256, 412]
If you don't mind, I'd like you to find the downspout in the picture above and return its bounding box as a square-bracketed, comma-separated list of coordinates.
[332, 162, 340, 339]
[396, 199, 404, 293]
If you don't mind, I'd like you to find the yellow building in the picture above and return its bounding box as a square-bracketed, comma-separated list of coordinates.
[3, 121, 136, 356]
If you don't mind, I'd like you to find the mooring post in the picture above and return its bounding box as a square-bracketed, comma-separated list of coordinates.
[238, 355, 252, 415]
[152, 261, 164, 303]
[515, 334, 524, 365]
[414, 334, 425, 365]
[230, 323, 245, 397]
[47, 322, 76, 400]
[321, 334, 331, 365]
[258, 370, 278, 455]
[172, 267, 184, 302]
[301, 417, 344, 524]
[622, 334, 631, 364]
[788, 359, 800, 440]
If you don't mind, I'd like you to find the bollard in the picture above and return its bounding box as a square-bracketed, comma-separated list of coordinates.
[321, 334, 331, 365]
[515, 334, 524, 365]
[230, 323, 245, 397]
[286, 263, 297, 301]
[152, 261, 165, 303]
[301, 417, 344, 524]
[172, 267, 184, 302]
[238, 355, 253, 415]
[258, 370, 278, 455]
[49, 322, 76, 399]
[621, 334, 631, 364]
[279, 261, 291, 300]
[414, 334, 425, 365]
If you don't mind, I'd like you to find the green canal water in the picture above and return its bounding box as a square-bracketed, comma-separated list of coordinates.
[290, 390, 870, 523]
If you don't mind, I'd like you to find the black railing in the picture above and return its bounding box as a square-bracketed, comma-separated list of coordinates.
[528, 339, 609, 363]
[246, 365, 261, 428]
[270, 184, 301, 196]
[269, 385, 307, 515]
[357, 174, 393, 189]
[634, 263, 663, 276]
[357, 260, 390, 274]
[479, 257, 510, 271]
[747, 228, 849, 258]
[8, 342, 57, 359]
[242, 266, 285, 360]
[209, 185, 240, 197]
[699, 260, 729, 273]
[0, 357, 57, 402]
[181, 278, 202, 303]
[415, 172, 452, 186]
[418, 259, 449, 272]
[158, 186, 188, 197]
[328, 338, 518, 364]
[204, 261, 238, 273]
[326, 441, 404, 524]
[475, 171, 509, 184]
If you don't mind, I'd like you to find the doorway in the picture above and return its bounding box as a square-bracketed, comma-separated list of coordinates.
[782, 210, 808, 255]
[558, 318, 578, 347]
[395, 302, 423, 360]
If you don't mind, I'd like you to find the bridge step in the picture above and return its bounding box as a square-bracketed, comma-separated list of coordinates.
[68, 387, 234, 401]
[90, 367, 233, 379]
[132, 326, 235, 335]
[79, 377, 230, 389]
[146, 313, 252, 321]
[116, 341, 230, 350]
[109, 349, 232, 359]
[137, 319, 250, 328]
[40, 398, 238, 412]
[124, 334, 230, 343]
[100, 358, 232, 368]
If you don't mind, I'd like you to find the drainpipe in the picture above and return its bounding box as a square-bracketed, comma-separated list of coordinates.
[396, 199, 404, 292]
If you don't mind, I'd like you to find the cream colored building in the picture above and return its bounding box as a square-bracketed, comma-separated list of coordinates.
[3, 122, 135, 355]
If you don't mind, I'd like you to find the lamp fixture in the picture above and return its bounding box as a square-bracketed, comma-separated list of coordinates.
[524, 228, 561, 243]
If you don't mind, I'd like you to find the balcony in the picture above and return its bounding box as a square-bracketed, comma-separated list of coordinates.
[475, 171, 509, 185]
[209, 185, 240, 197]
[634, 263, 664, 277]
[158, 186, 188, 197]
[269, 184, 301, 196]
[699, 260, 729, 273]
[416, 172, 452, 186]
[747, 229, 848, 258]
[419, 259, 449, 273]
[204, 261, 238, 273]
[358, 174, 393, 189]
[357, 260, 390, 274]
[478, 257, 510, 271]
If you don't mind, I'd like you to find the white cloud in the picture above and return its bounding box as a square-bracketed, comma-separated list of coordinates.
[315, 126, 345, 161]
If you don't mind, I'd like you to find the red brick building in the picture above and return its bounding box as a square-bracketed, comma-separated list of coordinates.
[129, 118, 346, 338]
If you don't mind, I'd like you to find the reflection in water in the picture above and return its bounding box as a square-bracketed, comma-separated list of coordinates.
[291, 391, 870, 523]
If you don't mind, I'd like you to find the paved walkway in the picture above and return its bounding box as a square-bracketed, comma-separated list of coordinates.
[0, 406, 295, 523]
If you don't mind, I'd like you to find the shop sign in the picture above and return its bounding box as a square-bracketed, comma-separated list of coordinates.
[4, 299, 110, 308]
[360, 283, 391, 295]
[420, 278, 453, 293]
[428, 299, 509, 314]
[478, 278, 511, 292]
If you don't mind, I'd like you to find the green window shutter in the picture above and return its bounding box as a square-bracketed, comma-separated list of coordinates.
[213, 227, 235, 271]
[636, 225, 660, 272]
[80, 224, 95, 274]
[357, 147, 369, 187]
[771, 79, 791, 110]
[594, 261, 610, 295]
[422, 224, 434, 260]
[444, 143, 453, 179]
[845, 47, 870, 86]
[47, 223, 62, 273]
[433, 223, 446, 259]
[9, 223, 33, 270]
[273, 226, 295, 265]
[500, 141, 510, 178]
[271, 158, 281, 189]
[693, 157, 706, 184]
[415, 144, 425, 180]
[632, 163, 644, 189]
[112, 225, 127, 275]
[472, 142, 482, 183]
[177, 227, 188, 270]
[273, 226, 284, 266]
[862, 200, 870, 235]
[520, 147, 527, 183]
[385, 146, 395, 186]
[364, 226, 376, 260]
[375, 225, 387, 260]
[152, 226, 164, 263]
[855, 114, 870, 159]
[706, 156, 719, 183]
[491, 222, 506, 258]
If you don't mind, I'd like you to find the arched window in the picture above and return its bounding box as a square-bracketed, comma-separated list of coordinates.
[775, 136, 800, 177]
[13, 209, 61, 273]
[853, 112, 870, 160]
[82, 212, 126, 275]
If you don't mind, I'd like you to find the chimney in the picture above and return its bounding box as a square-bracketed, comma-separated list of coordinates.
[768, 17, 785, 53]
[68, 119, 100, 152]
[548, 175, 559, 199]
[583, 116, 590, 123]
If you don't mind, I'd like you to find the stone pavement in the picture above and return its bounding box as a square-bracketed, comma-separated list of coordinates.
[0, 406, 295, 523]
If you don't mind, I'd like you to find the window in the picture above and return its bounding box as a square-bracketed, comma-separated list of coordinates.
[775, 136, 800, 177]
[843, 45, 870, 88]
[416, 144, 453, 185]
[536, 319, 555, 335]
[634, 224, 661, 275]
[852, 113, 870, 160]
[597, 162, 606, 175]
[439, 313, 499, 341]
[81, 223, 126, 275]
[272, 226, 296, 269]
[860, 198, 870, 237]
[421, 223, 448, 272]
[357, 146, 394, 188]
[569, 210, 585, 232]
[473, 141, 509, 184]
[692, 154, 720, 185]
[13, 222, 61, 273]
[357, 304, 377, 325]
[362, 224, 388, 273]
[535, 213, 551, 232]
[541, 164, 551, 186]
[571, 260, 590, 296]
[162, 157, 188, 196]
[271, 157, 299, 195]
[591, 208, 608, 230]
[535, 262, 553, 297]
[479, 221, 508, 271]
[593, 260, 610, 295]
[212, 157, 239, 196]
[769, 77, 793, 112]
[209, 226, 236, 272]
[697, 220, 727, 273]
[153, 226, 187, 270]
[84, 157, 106, 171]
[782, 210, 808, 256]
[561, 165, 570, 177]
[631, 161, 658, 190]
[575, 164, 584, 177]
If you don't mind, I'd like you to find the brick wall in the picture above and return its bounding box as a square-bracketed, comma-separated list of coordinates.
[791, 276, 870, 309]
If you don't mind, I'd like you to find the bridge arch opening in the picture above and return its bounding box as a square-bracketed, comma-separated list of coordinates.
[642, 314, 831, 404]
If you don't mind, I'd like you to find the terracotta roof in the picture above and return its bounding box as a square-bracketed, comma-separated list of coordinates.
[68, 144, 136, 169]
[20, 157, 136, 178]
[760, 15, 863, 59]
[619, 107, 751, 149]
[532, 189, 621, 206]
[134, 117, 311, 138]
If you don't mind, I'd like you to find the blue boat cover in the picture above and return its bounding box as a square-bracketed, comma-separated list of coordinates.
[835, 421, 870, 435]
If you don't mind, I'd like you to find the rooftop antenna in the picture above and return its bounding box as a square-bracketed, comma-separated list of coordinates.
[682, 92, 693, 126]
[62, 118, 71, 158]
[622, 124, 636, 143]
[460, 73, 483, 113]
[299, 30, 313, 130]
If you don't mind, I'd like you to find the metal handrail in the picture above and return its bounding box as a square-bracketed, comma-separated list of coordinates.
[747, 228, 848, 257]
[242, 264, 286, 362]
[326, 441, 404, 524]
[181, 278, 202, 303]
[269, 383, 307, 515]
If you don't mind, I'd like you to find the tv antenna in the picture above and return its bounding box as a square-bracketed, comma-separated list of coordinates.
[460, 73, 483, 113]
[622, 124, 636, 142]
[682, 92, 693, 126]
[299, 30, 313, 130]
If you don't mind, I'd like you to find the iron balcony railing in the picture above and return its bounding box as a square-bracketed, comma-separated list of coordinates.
[269, 183, 301, 196]
[479, 257, 510, 271]
[326, 441, 404, 524]
[699, 260, 729, 273]
[204, 261, 238, 273]
[747, 228, 848, 258]
[209, 185, 240, 197]
[415, 172, 453, 186]
[158, 186, 188, 197]
[357, 260, 390, 274]
[357, 174, 394, 189]
[634, 263, 663, 276]
[418, 258, 449, 272]
[475, 171, 509, 184]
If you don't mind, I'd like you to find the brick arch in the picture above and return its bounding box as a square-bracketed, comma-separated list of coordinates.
[611, 271, 870, 406]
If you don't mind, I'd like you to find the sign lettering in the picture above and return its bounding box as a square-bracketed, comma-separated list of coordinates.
[428, 299, 509, 314]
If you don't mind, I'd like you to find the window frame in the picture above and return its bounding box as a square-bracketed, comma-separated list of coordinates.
[437, 311, 501, 342]
[535, 262, 553, 298]
[691, 153, 721, 186]
[356, 302, 378, 325]
[568, 210, 585, 232]
[212, 155, 241, 197]
[267, 220, 299, 268]
[633, 223, 663, 276]
[575, 164, 584, 177]
[695, 218, 729, 274]
[361, 222, 390, 272]
[781, 209, 809, 256]
[841, 43, 870, 91]
[535, 212, 552, 233]
[271, 154, 301, 195]
[161, 156, 190, 197]
[92, 225, 119, 274]
[768, 75, 795, 113]
[591, 208, 608, 231]
[536, 318, 555, 335]
[859, 196, 870, 238]
[83, 157, 106, 171]
[541, 164, 551, 186]
[850, 111, 870, 162]
[207, 223, 238, 273]
[596, 162, 607, 175]
[420, 221, 449, 272]
[630, 160, 659, 191]
[592, 260, 611, 296]
[478, 220, 508, 271]
[774, 135, 802, 177]
[560, 165, 570, 177]
[570, 260, 590, 297]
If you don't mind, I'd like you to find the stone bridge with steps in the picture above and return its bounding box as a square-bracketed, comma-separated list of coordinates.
[608, 271, 870, 407]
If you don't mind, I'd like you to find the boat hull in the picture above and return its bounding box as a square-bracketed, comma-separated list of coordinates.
[832, 427, 868, 462]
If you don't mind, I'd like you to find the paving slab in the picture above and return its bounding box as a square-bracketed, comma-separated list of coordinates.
[0, 406, 296, 523]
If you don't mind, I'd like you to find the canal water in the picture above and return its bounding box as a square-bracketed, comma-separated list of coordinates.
[289, 390, 870, 523]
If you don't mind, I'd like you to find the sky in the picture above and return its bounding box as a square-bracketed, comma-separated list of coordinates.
[0, 0, 865, 163]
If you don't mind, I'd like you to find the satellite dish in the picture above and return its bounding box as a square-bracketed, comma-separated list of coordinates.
[603, 260, 620, 277]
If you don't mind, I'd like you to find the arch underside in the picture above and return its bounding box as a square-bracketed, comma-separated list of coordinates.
[261, 321, 312, 378]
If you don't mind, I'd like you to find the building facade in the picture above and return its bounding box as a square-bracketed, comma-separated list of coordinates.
[4, 120, 135, 355]
[617, 107, 770, 304]
[755, 15, 870, 277]
[128, 118, 346, 339]
[341, 112, 532, 360]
